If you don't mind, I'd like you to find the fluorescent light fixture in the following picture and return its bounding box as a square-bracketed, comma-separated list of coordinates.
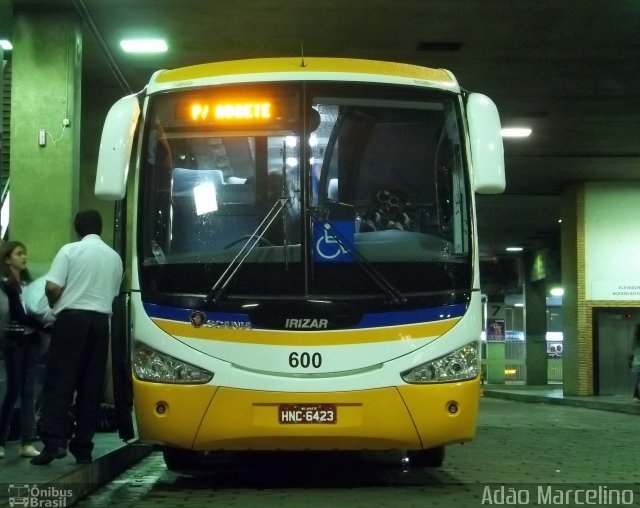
[285, 136, 297, 148]
[0, 40, 13, 51]
[120, 39, 168, 53]
[550, 287, 564, 297]
[505, 246, 523, 252]
[501, 127, 532, 138]
[286, 156, 298, 167]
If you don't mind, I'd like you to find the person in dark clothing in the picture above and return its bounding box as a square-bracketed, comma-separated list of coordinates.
[0, 241, 43, 459]
[32, 210, 122, 465]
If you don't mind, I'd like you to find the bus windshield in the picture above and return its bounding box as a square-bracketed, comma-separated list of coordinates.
[139, 82, 471, 302]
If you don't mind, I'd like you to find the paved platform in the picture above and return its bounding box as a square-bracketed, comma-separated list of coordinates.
[483, 384, 640, 415]
[0, 434, 152, 507]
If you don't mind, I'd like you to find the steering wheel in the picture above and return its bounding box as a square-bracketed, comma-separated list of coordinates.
[223, 235, 274, 249]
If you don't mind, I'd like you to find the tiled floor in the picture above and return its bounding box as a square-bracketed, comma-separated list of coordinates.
[75, 397, 640, 508]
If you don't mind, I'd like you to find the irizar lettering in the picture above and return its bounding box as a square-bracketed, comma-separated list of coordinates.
[285, 318, 329, 329]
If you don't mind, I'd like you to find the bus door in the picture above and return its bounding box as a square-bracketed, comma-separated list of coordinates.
[111, 202, 135, 441]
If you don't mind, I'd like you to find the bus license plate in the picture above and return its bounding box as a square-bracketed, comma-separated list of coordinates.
[278, 404, 337, 424]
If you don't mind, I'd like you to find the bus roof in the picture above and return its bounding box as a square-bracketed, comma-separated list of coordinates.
[148, 57, 459, 94]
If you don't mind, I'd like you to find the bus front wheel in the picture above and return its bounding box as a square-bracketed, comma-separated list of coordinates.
[406, 446, 445, 468]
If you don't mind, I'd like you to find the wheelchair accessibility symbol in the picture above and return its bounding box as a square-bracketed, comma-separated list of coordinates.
[313, 221, 354, 263]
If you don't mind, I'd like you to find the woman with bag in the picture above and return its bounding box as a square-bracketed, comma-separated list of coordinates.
[0, 241, 43, 459]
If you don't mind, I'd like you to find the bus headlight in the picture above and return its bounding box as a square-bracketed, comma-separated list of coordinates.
[132, 343, 214, 384]
[400, 343, 478, 384]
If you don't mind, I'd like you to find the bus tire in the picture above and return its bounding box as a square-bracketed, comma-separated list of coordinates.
[406, 446, 445, 468]
[162, 447, 202, 472]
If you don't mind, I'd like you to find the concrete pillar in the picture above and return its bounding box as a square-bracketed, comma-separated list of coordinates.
[9, 10, 82, 276]
[524, 277, 548, 385]
[560, 185, 581, 395]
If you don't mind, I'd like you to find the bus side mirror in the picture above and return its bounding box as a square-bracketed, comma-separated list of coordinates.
[467, 93, 505, 194]
[95, 94, 140, 200]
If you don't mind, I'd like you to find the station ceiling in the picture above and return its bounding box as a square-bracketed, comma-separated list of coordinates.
[2, 0, 640, 262]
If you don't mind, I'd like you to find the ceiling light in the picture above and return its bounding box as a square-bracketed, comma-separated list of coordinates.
[120, 39, 168, 53]
[550, 287, 564, 297]
[501, 127, 532, 138]
[0, 40, 12, 51]
[505, 246, 523, 252]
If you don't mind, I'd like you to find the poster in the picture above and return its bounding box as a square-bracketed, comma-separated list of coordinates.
[486, 319, 506, 342]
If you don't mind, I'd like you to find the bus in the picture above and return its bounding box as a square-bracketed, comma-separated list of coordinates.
[95, 57, 505, 470]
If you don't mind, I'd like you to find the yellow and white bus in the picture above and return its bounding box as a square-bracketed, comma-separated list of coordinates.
[95, 57, 504, 470]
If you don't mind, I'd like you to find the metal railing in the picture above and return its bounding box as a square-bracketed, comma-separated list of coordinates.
[547, 358, 563, 384]
[481, 358, 563, 384]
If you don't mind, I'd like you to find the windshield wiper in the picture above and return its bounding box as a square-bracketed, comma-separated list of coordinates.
[205, 198, 287, 304]
[314, 211, 407, 305]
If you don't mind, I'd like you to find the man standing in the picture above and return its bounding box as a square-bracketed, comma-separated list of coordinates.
[32, 210, 123, 465]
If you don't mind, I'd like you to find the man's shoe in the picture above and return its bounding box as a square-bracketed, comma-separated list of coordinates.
[30, 446, 67, 465]
[19, 445, 41, 458]
[0, 446, 4, 458]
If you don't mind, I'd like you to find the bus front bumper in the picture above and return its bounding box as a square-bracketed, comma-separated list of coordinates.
[133, 378, 480, 451]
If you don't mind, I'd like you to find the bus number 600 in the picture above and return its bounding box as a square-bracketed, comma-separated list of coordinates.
[289, 352, 322, 368]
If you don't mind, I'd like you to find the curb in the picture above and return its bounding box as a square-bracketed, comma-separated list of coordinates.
[0, 441, 153, 507]
[483, 390, 640, 415]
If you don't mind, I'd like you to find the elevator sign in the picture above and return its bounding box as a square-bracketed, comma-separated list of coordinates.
[591, 281, 640, 301]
